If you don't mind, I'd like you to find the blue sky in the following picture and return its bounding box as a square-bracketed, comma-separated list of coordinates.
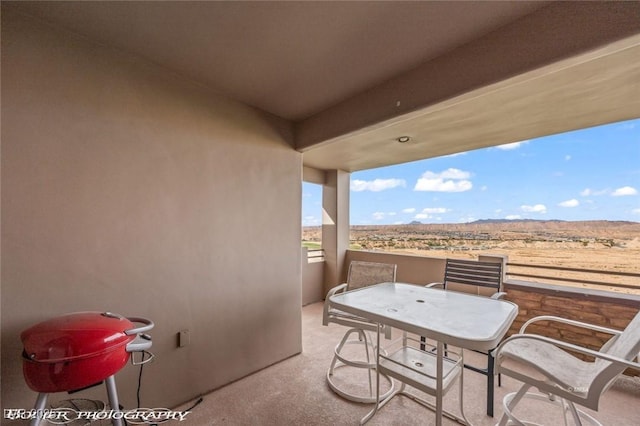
[302, 118, 640, 226]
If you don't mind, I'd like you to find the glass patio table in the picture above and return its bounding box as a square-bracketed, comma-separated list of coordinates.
[329, 282, 519, 426]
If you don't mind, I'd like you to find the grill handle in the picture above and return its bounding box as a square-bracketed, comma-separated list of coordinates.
[124, 317, 154, 336]
[126, 333, 152, 353]
[130, 350, 154, 366]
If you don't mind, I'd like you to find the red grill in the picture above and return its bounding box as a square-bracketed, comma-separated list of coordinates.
[21, 312, 153, 426]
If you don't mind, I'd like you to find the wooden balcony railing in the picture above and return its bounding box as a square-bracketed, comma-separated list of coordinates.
[306, 248, 325, 263]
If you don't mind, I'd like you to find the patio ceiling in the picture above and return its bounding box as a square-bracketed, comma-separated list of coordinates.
[8, 1, 640, 172]
[301, 35, 640, 171]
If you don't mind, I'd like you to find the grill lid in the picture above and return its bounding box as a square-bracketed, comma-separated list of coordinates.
[21, 312, 135, 363]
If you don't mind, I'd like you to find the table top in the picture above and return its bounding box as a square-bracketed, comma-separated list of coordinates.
[329, 282, 518, 351]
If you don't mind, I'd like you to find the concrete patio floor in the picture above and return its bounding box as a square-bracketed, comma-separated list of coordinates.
[176, 302, 640, 425]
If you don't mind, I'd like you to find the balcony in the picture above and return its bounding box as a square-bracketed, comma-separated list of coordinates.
[177, 299, 640, 425]
[306, 249, 640, 361]
[3, 2, 640, 419]
[173, 249, 640, 424]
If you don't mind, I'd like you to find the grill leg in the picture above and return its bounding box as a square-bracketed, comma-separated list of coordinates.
[105, 375, 124, 426]
[30, 393, 48, 426]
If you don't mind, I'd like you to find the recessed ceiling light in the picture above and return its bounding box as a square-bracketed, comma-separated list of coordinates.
[397, 136, 411, 143]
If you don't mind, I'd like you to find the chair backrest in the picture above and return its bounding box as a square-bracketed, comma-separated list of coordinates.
[590, 310, 640, 397]
[443, 258, 503, 297]
[346, 261, 397, 291]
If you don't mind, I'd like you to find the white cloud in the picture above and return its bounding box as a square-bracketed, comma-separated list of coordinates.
[581, 188, 609, 197]
[440, 169, 471, 179]
[521, 204, 547, 214]
[565, 155, 571, 161]
[505, 215, 521, 220]
[495, 140, 528, 150]
[418, 180, 472, 192]
[559, 199, 579, 208]
[415, 208, 449, 221]
[480, 185, 488, 191]
[421, 207, 449, 214]
[402, 208, 416, 213]
[632, 208, 640, 215]
[372, 211, 396, 220]
[302, 216, 320, 226]
[351, 178, 406, 192]
[612, 186, 638, 197]
[414, 168, 473, 192]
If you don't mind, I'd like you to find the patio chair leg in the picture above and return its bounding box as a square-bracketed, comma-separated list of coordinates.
[327, 327, 395, 404]
[329, 328, 360, 375]
[497, 383, 531, 426]
[359, 329, 374, 397]
[565, 400, 583, 426]
[564, 400, 603, 426]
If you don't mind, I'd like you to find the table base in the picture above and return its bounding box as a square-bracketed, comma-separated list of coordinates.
[361, 382, 470, 425]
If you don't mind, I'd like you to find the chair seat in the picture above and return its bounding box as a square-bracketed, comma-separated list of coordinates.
[499, 339, 596, 394]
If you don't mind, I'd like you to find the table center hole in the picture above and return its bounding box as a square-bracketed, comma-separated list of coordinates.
[416, 299, 425, 303]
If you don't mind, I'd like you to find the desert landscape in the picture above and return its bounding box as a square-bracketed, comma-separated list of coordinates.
[302, 220, 640, 294]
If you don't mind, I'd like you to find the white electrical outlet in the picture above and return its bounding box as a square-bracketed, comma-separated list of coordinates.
[178, 330, 190, 347]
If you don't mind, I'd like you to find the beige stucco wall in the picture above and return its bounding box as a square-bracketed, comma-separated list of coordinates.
[344, 250, 446, 286]
[1, 10, 302, 412]
[301, 248, 324, 306]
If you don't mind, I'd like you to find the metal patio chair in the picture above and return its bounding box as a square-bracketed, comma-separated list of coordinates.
[423, 257, 505, 416]
[494, 311, 640, 425]
[322, 260, 397, 403]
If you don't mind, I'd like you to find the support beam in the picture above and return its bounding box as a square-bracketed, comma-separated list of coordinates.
[322, 170, 350, 295]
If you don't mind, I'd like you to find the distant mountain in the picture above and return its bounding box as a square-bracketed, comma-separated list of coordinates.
[470, 219, 566, 225]
[408, 220, 423, 225]
[469, 219, 639, 226]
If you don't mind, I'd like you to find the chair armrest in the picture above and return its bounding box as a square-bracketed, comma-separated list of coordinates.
[322, 283, 348, 326]
[491, 292, 507, 300]
[425, 282, 444, 289]
[519, 315, 622, 336]
[494, 333, 640, 372]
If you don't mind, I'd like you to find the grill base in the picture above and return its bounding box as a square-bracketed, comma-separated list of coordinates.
[30, 375, 123, 426]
